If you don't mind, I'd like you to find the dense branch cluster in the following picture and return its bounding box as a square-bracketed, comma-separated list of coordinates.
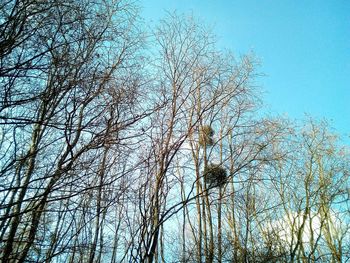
[203, 164, 227, 188]
[0, 1, 349, 262]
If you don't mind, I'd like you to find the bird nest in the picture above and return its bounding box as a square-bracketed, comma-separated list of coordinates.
[203, 164, 227, 187]
[199, 125, 214, 147]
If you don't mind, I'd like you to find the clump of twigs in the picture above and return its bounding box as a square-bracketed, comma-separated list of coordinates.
[199, 125, 214, 147]
[204, 164, 227, 187]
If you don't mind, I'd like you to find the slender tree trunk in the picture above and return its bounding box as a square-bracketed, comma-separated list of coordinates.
[196, 169, 203, 263]
[88, 146, 109, 263]
[218, 188, 223, 263]
[2, 121, 43, 262]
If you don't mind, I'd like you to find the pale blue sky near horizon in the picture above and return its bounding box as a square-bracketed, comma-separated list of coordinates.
[139, 0, 350, 140]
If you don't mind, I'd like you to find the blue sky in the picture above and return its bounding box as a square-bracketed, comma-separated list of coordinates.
[139, 0, 350, 139]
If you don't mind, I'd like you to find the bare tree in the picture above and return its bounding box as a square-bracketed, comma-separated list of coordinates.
[1, 2, 349, 262]
[0, 0, 145, 262]
[264, 119, 350, 262]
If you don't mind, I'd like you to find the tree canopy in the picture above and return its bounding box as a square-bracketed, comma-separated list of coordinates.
[0, 1, 349, 262]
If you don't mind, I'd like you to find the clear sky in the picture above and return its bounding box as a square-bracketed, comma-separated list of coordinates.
[139, 0, 350, 139]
